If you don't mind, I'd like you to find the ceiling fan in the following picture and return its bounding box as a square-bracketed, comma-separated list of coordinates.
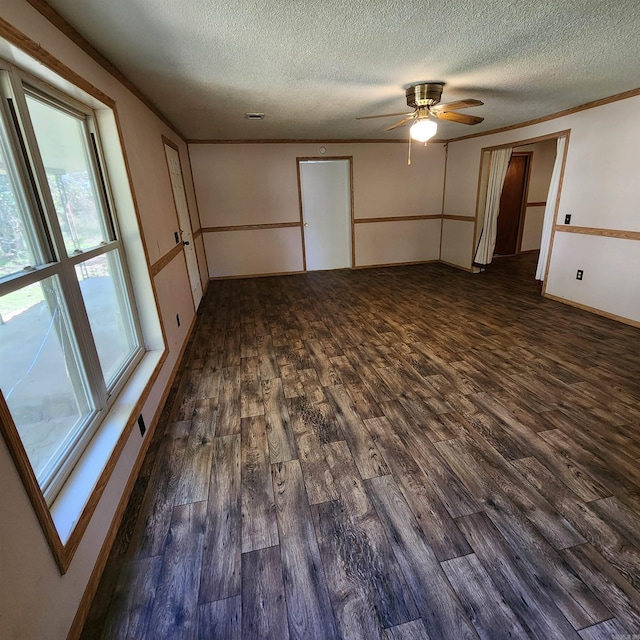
[357, 82, 484, 142]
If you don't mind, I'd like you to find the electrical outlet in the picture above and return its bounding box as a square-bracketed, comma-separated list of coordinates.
[174, 231, 180, 244]
[176, 313, 181, 327]
[576, 269, 583, 280]
[138, 414, 146, 437]
[564, 214, 571, 224]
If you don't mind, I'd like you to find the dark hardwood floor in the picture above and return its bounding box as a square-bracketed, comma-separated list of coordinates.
[81, 253, 640, 639]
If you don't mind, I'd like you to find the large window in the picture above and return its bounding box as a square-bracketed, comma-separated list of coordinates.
[0, 69, 143, 504]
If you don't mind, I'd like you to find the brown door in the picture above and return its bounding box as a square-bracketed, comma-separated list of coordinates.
[494, 154, 530, 256]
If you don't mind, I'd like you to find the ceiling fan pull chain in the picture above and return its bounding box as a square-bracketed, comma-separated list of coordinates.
[407, 133, 412, 165]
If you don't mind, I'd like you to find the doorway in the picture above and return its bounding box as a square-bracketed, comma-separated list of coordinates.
[298, 158, 353, 271]
[494, 153, 530, 256]
[163, 140, 203, 309]
[475, 134, 566, 281]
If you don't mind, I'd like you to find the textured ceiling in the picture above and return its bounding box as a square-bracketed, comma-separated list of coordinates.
[44, 0, 640, 140]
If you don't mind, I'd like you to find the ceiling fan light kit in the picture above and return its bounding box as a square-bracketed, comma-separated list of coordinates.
[410, 118, 438, 142]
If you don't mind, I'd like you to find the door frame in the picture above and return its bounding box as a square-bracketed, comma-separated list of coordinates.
[296, 156, 355, 271]
[162, 136, 203, 309]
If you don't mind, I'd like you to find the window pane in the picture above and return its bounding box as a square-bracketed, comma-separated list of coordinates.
[0, 119, 39, 278]
[25, 95, 108, 254]
[0, 277, 91, 481]
[75, 251, 138, 385]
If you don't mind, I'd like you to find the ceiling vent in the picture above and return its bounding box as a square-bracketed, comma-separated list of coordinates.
[244, 112, 265, 120]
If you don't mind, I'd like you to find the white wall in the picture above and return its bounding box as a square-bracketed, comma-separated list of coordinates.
[190, 142, 445, 275]
[443, 94, 640, 324]
[561, 104, 640, 232]
[0, 3, 207, 638]
[546, 233, 640, 321]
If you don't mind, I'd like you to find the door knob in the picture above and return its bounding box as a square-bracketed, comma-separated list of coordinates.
[183, 240, 190, 246]
[304, 223, 308, 227]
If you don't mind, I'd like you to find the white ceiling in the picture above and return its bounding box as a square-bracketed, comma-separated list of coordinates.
[45, 0, 640, 141]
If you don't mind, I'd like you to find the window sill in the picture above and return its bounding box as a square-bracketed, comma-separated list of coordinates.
[50, 347, 164, 550]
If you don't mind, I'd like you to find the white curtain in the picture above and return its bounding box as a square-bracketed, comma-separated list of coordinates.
[535, 136, 567, 281]
[473, 147, 513, 266]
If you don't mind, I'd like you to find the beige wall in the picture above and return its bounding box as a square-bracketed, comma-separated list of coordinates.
[518, 139, 556, 202]
[190, 142, 446, 275]
[0, 2, 207, 638]
[520, 205, 545, 252]
[443, 94, 640, 323]
[355, 218, 442, 266]
[516, 139, 556, 252]
[441, 218, 475, 269]
[203, 227, 305, 277]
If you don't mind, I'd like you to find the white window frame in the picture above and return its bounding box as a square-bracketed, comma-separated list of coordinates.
[0, 64, 145, 503]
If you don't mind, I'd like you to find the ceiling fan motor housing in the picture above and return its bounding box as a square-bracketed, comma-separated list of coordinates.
[406, 82, 444, 108]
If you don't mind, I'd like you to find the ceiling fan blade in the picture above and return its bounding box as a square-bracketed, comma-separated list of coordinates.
[356, 111, 413, 120]
[431, 99, 484, 113]
[384, 114, 417, 131]
[431, 111, 484, 125]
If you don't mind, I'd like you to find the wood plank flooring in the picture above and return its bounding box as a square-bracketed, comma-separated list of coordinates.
[81, 254, 640, 639]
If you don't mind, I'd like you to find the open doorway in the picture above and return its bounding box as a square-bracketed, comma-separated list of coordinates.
[474, 132, 568, 281]
[512, 139, 558, 257]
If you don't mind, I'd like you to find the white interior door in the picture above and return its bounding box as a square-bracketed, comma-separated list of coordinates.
[299, 159, 352, 271]
[164, 143, 203, 309]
